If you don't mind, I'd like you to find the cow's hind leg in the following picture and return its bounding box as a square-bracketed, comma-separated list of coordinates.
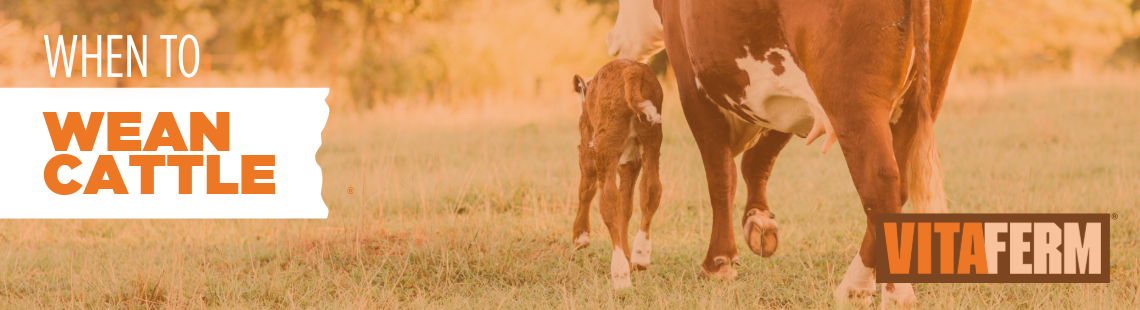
[574, 139, 598, 249]
[789, 2, 918, 306]
[740, 129, 791, 258]
[828, 121, 903, 306]
[825, 97, 911, 307]
[632, 120, 662, 270]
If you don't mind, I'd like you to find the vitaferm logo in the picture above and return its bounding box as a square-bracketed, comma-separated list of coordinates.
[0, 88, 329, 218]
[876, 214, 1110, 283]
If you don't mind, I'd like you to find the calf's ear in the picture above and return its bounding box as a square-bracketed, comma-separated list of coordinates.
[573, 75, 587, 97]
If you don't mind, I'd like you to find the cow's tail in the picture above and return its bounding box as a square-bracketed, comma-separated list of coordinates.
[907, 0, 947, 214]
[623, 66, 661, 124]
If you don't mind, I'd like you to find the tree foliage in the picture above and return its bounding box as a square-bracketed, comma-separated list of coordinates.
[2, 0, 1138, 108]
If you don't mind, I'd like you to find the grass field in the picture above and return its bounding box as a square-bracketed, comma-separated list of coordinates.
[2, 74, 1139, 309]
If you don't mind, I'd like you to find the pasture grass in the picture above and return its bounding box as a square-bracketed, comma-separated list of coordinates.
[2, 73, 1139, 309]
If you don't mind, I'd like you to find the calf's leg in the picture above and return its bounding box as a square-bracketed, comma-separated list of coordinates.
[632, 121, 662, 270]
[617, 152, 641, 268]
[594, 122, 635, 289]
[574, 141, 598, 249]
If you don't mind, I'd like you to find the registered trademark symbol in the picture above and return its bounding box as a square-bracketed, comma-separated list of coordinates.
[415, 239, 424, 246]
[347, 187, 355, 194]
[1111, 213, 1119, 220]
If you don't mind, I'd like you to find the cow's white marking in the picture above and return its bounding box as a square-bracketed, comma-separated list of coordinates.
[720, 47, 838, 153]
[733, 47, 823, 135]
[695, 77, 704, 90]
[834, 252, 876, 306]
[574, 232, 591, 248]
[631, 230, 651, 267]
[637, 100, 661, 124]
[607, 0, 664, 62]
[619, 121, 641, 164]
[611, 246, 632, 289]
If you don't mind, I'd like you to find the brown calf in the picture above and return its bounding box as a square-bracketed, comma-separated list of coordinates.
[572, 59, 664, 290]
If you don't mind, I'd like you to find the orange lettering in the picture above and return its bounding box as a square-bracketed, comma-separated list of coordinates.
[167, 155, 203, 194]
[84, 155, 128, 194]
[918, 222, 932, 274]
[241, 155, 274, 194]
[44, 154, 83, 195]
[934, 222, 960, 274]
[143, 112, 188, 151]
[884, 222, 915, 274]
[129, 155, 166, 194]
[107, 112, 141, 151]
[191, 112, 229, 151]
[207, 155, 239, 194]
[43, 112, 103, 151]
[958, 222, 989, 274]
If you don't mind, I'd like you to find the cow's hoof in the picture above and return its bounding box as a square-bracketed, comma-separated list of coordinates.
[880, 283, 916, 310]
[833, 282, 875, 307]
[631, 231, 651, 270]
[573, 232, 590, 250]
[699, 256, 739, 280]
[834, 254, 877, 307]
[612, 272, 632, 290]
[743, 209, 779, 257]
[611, 247, 632, 290]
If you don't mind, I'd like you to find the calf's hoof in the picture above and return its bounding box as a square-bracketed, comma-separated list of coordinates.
[699, 256, 739, 280]
[630, 231, 651, 270]
[743, 209, 779, 257]
[880, 283, 917, 310]
[573, 232, 590, 250]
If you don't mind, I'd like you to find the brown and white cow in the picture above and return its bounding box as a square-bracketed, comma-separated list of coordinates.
[572, 59, 664, 289]
[605, 0, 971, 306]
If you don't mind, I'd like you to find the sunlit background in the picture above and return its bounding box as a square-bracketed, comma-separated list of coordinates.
[1, 1, 1138, 308]
[2, 0, 1138, 109]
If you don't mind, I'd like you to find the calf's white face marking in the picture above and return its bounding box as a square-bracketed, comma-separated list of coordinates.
[611, 246, 632, 289]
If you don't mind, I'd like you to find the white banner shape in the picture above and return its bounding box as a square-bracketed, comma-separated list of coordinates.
[0, 88, 329, 218]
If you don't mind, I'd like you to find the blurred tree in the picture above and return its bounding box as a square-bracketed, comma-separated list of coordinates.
[3, 0, 1139, 108]
[958, 0, 1139, 74]
[1109, 0, 1140, 65]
